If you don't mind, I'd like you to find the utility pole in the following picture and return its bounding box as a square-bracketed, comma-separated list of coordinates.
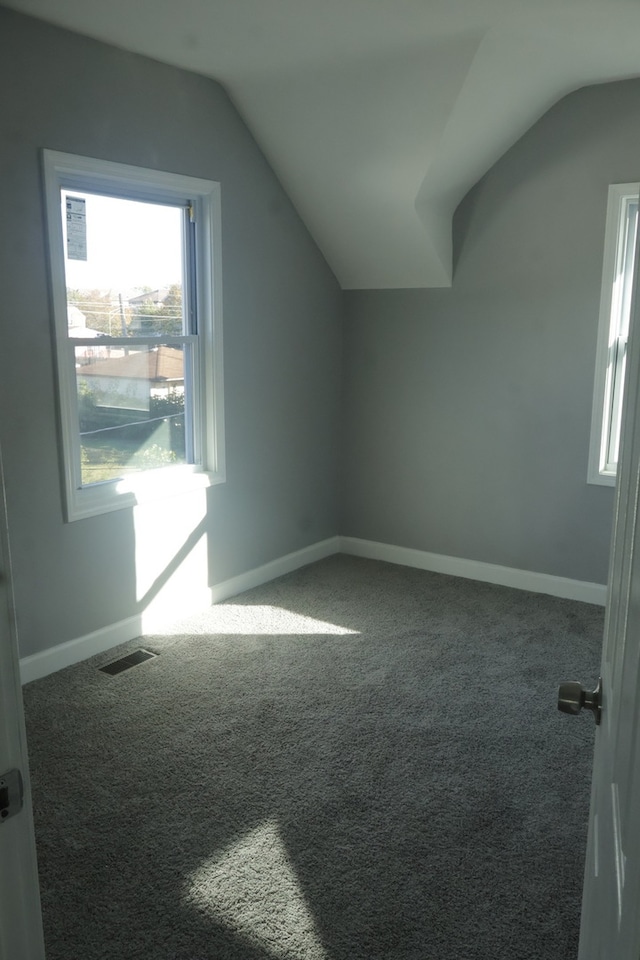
[118, 293, 129, 354]
[118, 293, 127, 336]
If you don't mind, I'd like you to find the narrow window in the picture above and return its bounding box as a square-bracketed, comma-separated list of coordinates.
[588, 184, 639, 486]
[43, 152, 224, 520]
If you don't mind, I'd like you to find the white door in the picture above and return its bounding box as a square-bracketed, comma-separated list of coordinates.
[0, 448, 45, 959]
[577, 258, 640, 958]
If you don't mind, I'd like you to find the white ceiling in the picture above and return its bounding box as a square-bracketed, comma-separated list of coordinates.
[5, 0, 640, 288]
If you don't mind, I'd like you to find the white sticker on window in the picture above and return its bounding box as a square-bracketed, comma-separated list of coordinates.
[66, 195, 87, 261]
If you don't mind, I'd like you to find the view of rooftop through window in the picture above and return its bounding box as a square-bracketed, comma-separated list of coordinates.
[60, 190, 190, 485]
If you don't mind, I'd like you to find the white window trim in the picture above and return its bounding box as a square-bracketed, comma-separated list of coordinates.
[42, 150, 225, 521]
[588, 182, 639, 487]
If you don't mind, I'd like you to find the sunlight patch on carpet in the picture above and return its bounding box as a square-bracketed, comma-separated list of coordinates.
[183, 819, 329, 959]
[152, 604, 359, 636]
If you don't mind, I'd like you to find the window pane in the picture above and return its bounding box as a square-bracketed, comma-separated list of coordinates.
[618, 200, 638, 341]
[607, 340, 627, 471]
[60, 189, 191, 485]
[76, 343, 187, 485]
[61, 191, 185, 338]
[607, 198, 639, 471]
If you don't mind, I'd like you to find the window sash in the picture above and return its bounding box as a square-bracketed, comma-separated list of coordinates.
[588, 186, 639, 486]
[67, 335, 200, 490]
[604, 336, 627, 474]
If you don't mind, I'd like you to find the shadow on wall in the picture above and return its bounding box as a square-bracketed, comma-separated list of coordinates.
[452, 79, 640, 279]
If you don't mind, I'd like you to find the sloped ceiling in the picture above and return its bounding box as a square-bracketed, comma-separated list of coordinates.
[4, 0, 640, 288]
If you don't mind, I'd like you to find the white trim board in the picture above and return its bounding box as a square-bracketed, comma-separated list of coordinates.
[20, 533, 606, 684]
[340, 537, 607, 606]
[19, 614, 145, 686]
[19, 536, 340, 684]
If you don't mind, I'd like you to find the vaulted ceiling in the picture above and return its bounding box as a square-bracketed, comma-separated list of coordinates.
[5, 0, 640, 288]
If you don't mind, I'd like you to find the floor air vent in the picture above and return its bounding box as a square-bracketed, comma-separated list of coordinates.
[99, 649, 158, 676]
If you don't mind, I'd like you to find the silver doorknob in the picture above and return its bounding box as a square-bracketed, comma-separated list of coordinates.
[557, 678, 602, 725]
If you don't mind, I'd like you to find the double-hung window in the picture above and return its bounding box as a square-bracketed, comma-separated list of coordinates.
[588, 183, 639, 486]
[43, 151, 224, 520]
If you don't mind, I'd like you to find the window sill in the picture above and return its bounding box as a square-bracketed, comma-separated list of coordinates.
[66, 465, 224, 522]
[587, 469, 616, 488]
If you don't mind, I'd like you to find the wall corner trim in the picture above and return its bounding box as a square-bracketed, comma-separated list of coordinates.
[339, 537, 608, 606]
[20, 536, 340, 684]
[20, 534, 606, 684]
[207, 536, 341, 606]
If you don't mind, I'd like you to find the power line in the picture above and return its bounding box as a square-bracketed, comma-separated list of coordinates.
[80, 412, 185, 437]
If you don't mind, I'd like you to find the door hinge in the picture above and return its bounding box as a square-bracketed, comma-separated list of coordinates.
[0, 769, 24, 823]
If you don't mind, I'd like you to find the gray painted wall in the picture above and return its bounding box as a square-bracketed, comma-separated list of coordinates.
[0, 5, 630, 661]
[0, 8, 342, 658]
[341, 80, 640, 586]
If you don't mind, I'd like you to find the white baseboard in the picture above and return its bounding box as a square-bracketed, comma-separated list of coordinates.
[20, 536, 340, 684]
[339, 537, 608, 606]
[208, 536, 340, 604]
[20, 615, 144, 685]
[21, 533, 605, 684]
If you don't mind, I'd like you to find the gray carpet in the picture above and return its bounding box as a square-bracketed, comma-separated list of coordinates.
[22, 555, 603, 960]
